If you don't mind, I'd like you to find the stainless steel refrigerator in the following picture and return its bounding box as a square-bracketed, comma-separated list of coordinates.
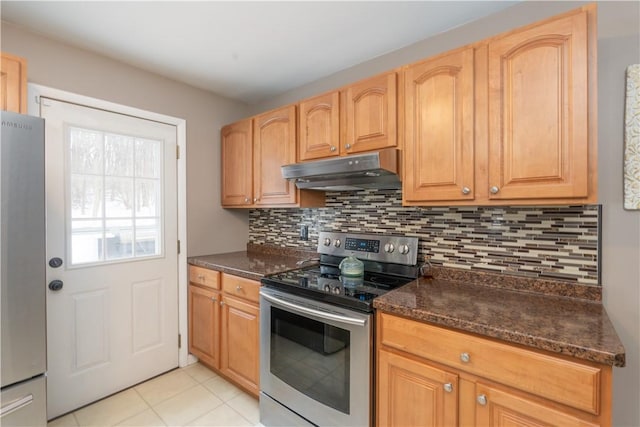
[1, 111, 47, 425]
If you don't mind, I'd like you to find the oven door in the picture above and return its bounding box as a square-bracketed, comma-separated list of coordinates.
[259, 287, 371, 427]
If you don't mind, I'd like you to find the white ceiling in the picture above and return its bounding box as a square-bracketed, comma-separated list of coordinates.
[1, 1, 518, 105]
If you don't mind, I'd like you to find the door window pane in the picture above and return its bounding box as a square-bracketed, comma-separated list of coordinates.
[67, 126, 164, 266]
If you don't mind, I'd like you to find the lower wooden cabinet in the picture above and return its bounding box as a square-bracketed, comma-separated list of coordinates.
[376, 312, 612, 426]
[188, 266, 260, 397]
[377, 349, 458, 427]
[188, 284, 221, 369]
[221, 294, 260, 395]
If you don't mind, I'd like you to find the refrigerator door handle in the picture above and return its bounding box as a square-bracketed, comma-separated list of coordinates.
[0, 394, 33, 418]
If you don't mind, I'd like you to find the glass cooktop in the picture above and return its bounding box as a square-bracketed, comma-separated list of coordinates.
[261, 264, 416, 312]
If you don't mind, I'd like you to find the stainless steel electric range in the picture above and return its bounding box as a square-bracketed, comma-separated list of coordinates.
[259, 231, 420, 427]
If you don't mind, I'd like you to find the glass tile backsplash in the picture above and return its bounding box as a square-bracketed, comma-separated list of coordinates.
[249, 190, 601, 285]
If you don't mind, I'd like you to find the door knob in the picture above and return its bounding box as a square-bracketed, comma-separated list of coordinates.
[49, 257, 63, 268]
[48, 280, 63, 291]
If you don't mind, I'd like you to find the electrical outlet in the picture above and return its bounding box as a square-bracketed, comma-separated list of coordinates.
[300, 224, 309, 241]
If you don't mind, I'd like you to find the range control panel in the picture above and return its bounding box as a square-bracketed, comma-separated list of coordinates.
[317, 232, 418, 266]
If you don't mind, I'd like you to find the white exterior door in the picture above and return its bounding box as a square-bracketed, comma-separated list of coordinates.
[41, 98, 179, 419]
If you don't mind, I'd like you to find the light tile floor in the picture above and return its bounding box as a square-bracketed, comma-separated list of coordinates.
[47, 363, 261, 427]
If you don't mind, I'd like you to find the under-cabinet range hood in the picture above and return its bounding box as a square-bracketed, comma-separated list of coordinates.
[281, 148, 401, 191]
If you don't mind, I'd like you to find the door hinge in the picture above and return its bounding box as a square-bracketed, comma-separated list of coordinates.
[178, 334, 182, 349]
[176, 145, 180, 160]
[177, 240, 181, 254]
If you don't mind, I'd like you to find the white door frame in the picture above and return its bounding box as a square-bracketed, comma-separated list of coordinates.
[28, 84, 191, 368]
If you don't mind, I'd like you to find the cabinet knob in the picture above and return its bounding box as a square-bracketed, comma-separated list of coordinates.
[345, 143, 352, 149]
[443, 383, 453, 393]
[211, 297, 217, 302]
[253, 197, 258, 202]
[198, 274, 205, 280]
[460, 352, 470, 363]
[462, 186, 471, 195]
[244, 197, 250, 203]
[236, 285, 243, 292]
[489, 186, 500, 194]
[220, 301, 225, 306]
[477, 394, 487, 406]
[330, 146, 337, 152]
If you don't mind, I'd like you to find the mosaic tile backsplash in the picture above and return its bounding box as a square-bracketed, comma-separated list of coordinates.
[249, 190, 601, 285]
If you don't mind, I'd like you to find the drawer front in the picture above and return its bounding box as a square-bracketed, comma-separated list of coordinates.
[378, 312, 601, 414]
[222, 273, 260, 303]
[189, 266, 221, 290]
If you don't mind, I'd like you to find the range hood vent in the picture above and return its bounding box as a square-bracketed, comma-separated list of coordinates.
[281, 148, 401, 191]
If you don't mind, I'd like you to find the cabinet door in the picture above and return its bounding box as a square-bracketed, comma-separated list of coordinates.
[487, 10, 589, 201]
[403, 48, 475, 203]
[253, 105, 297, 206]
[188, 285, 221, 369]
[474, 383, 599, 427]
[0, 53, 27, 114]
[221, 119, 253, 206]
[221, 294, 259, 396]
[298, 91, 340, 161]
[377, 349, 458, 427]
[343, 72, 397, 154]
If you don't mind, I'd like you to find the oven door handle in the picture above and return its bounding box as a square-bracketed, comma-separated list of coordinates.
[260, 291, 367, 327]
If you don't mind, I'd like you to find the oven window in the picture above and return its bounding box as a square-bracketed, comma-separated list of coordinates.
[270, 307, 350, 414]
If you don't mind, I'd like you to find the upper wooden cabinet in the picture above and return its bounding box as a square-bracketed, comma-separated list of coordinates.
[221, 106, 324, 208]
[403, 5, 596, 206]
[487, 8, 592, 202]
[1, 52, 27, 114]
[297, 72, 398, 161]
[343, 72, 397, 155]
[403, 47, 475, 203]
[253, 106, 298, 206]
[298, 91, 340, 161]
[221, 119, 253, 206]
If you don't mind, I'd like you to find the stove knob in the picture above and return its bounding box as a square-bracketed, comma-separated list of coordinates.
[324, 284, 331, 292]
[384, 243, 395, 253]
[399, 244, 410, 255]
[323, 238, 332, 246]
[334, 239, 341, 248]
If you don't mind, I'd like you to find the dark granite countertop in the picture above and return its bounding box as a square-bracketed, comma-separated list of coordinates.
[188, 244, 315, 282]
[189, 244, 625, 367]
[374, 275, 626, 367]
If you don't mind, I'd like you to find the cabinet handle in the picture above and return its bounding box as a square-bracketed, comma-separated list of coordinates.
[443, 383, 453, 393]
[236, 285, 243, 292]
[489, 186, 500, 194]
[197, 274, 205, 280]
[345, 143, 352, 149]
[462, 186, 471, 195]
[460, 352, 470, 363]
[477, 394, 487, 406]
[330, 146, 336, 152]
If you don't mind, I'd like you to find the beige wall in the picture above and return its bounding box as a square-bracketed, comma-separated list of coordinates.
[0, 21, 251, 256]
[252, 2, 640, 425]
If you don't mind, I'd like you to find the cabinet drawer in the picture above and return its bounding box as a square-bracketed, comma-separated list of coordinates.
[378, 313, 602, 414]
[189, 266, 221, 290]
[222, 274, 260, 303]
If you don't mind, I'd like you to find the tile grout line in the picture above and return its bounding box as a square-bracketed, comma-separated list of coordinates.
[131, 387, 167, 427]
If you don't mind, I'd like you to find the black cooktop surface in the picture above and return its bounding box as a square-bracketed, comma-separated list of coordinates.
[261, 263, 416, 312]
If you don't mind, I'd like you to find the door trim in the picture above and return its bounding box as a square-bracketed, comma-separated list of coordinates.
[28, 84, 191, 367]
